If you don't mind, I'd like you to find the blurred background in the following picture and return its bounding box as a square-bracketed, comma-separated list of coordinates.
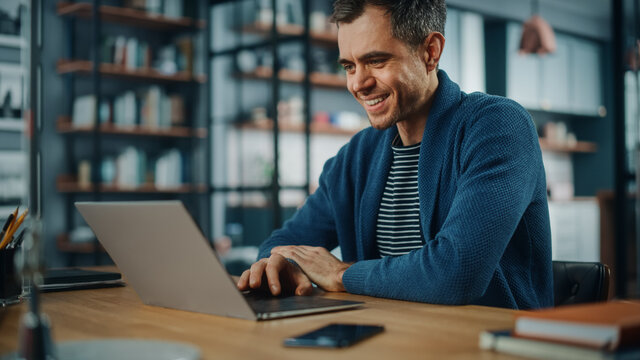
[0, 0, 637, 299]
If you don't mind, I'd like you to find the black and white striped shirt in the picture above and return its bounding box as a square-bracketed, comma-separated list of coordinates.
[376, 139, 423, 257]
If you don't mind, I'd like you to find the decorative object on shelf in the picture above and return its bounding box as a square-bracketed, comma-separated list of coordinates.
[236, 50, 258, 73]
[0, 5, 22, 36]
[77, 160, 91, 189]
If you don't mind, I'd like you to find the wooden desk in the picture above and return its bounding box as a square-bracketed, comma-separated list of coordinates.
[0, 280, 521, 359]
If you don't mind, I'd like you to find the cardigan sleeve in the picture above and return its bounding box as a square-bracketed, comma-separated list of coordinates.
[342, 101, 542, 304]
[257, 154, 341, 260]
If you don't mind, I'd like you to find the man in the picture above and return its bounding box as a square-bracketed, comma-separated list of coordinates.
[237, 0, 553, 309]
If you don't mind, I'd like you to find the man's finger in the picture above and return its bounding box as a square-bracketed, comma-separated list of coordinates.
[237, 270, 250, 290]
[249, 259, 268, 288]
[271, 246, 292, 254]
[265, 255, 287, 296]
[295, 274, 313, 296]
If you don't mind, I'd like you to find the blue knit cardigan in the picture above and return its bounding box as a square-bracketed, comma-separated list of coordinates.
[259, 71, 553, 309]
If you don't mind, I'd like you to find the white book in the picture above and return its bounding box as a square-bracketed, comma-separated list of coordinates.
[160, 93, 171, 128]
[155, 149, 182, 188]
[122, 91, 137, 127]
[113, 36, 127, 65]
[116, 147, 140, 188]
[72, 95, 96, 126]
[149, 86, 162, 128]
[125, 38, 138, 70]
[163, 0, 183, 18]
[479, 330, 640, 360]
[146, 0, 162, 14]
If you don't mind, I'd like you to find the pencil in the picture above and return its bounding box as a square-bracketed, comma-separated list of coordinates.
[0, 213, 15, 243]
[0, 208, 26, 250]
[0, 207, 19, 249]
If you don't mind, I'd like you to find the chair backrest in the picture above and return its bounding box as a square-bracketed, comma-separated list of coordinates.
[552, 261, 610, 306]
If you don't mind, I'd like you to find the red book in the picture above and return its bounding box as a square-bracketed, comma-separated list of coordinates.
[513, 300, 640, 351]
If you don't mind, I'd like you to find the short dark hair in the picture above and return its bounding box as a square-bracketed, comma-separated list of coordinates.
[330, 0, 447, 48]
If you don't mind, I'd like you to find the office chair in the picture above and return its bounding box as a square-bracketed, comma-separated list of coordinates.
[552, 261, 610, 306]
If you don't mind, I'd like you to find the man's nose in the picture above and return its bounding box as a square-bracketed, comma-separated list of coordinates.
[350, 68, 375, 94]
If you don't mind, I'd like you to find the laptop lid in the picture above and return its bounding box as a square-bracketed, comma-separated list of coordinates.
[76, 201, 257, 320]
[75, 201, 362, 321]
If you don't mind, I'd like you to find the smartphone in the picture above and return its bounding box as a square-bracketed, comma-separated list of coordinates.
[283, 323, 385, 348]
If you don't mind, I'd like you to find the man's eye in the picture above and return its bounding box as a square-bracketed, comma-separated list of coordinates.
[370, 59, 384, 65]
[342, 64, 354, 72]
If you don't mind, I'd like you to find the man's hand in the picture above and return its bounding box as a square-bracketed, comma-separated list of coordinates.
[236, 253, 312, 296]
[271, 246, 351, 292]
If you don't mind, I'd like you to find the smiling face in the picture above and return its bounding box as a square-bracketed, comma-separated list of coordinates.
[338, 6, 438, 132]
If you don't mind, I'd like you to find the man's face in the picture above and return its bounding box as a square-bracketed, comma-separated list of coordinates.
[338, 6, 432, 130]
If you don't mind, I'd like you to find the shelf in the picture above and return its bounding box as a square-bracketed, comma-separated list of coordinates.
[0, 205, 22, 216]
[57, 60, 206, 83]
[0, 63, 25, 75]
[56, 175, 208, 194]
[56, 234, 104, 254]
[238, 120, 361, 136]
[0, 118, 24, 132]
[57, 2, 205, 31]
[527, 107, 607, 120]
[57, 116, 207, 138]
[241, 67, 346, 88]
[0, 34, 25, 48]
[242, 22, 337, 46]
[538, 138, 597, 153]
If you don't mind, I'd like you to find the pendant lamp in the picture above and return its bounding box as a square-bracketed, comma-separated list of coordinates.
[519, 0, 556, 55]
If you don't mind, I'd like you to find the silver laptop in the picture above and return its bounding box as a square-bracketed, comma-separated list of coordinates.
[75, 201, 362, 320]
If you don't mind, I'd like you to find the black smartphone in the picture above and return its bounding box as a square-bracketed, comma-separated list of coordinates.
[283, 323, 385, 348]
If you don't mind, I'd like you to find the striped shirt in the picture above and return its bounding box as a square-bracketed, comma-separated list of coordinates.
[376, 139, 424, 257]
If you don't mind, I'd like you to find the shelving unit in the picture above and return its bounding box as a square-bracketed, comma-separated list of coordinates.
[0, 2, 28, 221]
[55, 0, 210, 264]
[209, 0, 363, 254]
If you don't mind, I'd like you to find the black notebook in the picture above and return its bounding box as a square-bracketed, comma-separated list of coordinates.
[42, 268, 125, 292]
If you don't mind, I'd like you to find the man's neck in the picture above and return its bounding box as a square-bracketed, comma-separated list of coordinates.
[396, 73, 439, 146]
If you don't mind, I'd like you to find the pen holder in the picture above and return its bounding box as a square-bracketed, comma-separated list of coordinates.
[0, 248, 21, 305]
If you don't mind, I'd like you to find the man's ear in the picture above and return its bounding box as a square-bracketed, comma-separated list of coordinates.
[422, 32, 445, 72]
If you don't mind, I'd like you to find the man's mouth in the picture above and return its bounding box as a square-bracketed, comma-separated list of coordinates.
[362, 94, 389, 106]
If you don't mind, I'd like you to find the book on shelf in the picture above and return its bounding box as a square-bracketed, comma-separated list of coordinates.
[124, 0, 190, 19]
[513, 300, 640, 351]
[479, 329, 640, 360]
[72, 88, 185, 130]
[115, 146, 146, 188]
[102, 34, 194, 75]
[97, 147, 185, 189]
[154, 149, 184, 189]
[163, 0, 184, 19]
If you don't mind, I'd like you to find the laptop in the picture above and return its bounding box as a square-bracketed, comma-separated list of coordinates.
[75, 201, 363, 320]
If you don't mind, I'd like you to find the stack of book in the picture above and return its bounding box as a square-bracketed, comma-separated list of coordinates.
[71, 88, 185, 129]
[479, 300, 640, 360]
[101, 35, 194, 76]
[94, 147, 186, 189]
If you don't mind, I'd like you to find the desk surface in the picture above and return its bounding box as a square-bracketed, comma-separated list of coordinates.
[0, 274, 523, 359]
